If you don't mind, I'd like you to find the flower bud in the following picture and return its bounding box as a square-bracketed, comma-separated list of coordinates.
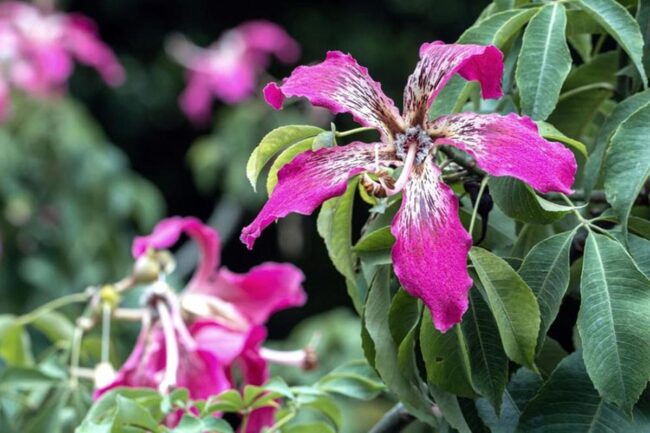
[99, 285, 120, 309]
[132, 253, 161, 284]
[94, 361, 116, 389]
[155, 250, 176, 275]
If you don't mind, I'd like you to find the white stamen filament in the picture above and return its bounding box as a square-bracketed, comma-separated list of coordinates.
[382, 142, 418, 196]
[168, 293, 197, 350]
[260, 347, 317, 370]
[156, 301, 178, 394]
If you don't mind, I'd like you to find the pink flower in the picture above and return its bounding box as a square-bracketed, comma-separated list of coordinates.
[97, 217, 307, 433]
[241, 42, 577, 332]
[168, 21, 300, 123]
[0, 1, 124, 120]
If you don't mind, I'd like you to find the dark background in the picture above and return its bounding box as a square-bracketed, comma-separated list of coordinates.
[63, 0, 490, 337]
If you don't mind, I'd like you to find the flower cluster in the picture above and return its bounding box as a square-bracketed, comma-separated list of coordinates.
[168, 20, 300, 123]
[0, 1, 124, 120]
[242, 42, 577, 332]
[96, 217, 307, 432]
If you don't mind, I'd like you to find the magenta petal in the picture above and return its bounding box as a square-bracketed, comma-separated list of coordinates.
[190, 320, 250, 365]
[132, 217, 221, 289]
[180, 72, 214, 123]
[207, 263, 306, 325]
[391, 159, 472, 332]
[264, 51, 403, 138]
[238, 20, 300, 65]
[403, 42, 503, 125]
[241, 141, 395, 248]
[430, 112, 577, 194]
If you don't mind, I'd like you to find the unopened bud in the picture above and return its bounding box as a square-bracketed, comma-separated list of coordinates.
[155, 250, 176, 275]
[94, 361, 116, 389]
[99, 285, 120, 309]
[132, 254, 161, 284]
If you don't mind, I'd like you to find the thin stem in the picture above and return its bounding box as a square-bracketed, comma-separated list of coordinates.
[557, 83, 615, 102]
[265, 407, 297, 433]
[69, 326, 84, 387]
[469, 177, 489, 237]
[560, 193, 588, 225]
[336, 126, 375, 138]
[240, 412, 250, 433]
[157, 302, 178, 394]
[100, 303, 111, 364]
[368, 404, 415, 433]
[17, 292, 91, 326]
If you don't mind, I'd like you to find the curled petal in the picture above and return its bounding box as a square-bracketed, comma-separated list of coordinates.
[264, 51, 404, 138]
[391, 158, 472, 332]
[430, 112, 576, 194]
[132, 217, 220, 288]
[403, 42, 503, 125]
[241, 141, 396, 248]
[238, 20, 300, 64]
[64, 14, 125, 86]
[207, 263, 306, 325]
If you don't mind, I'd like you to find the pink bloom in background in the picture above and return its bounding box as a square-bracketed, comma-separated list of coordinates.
[168, 21, 300, 123]
[97, 217, 307, 433]
[242, 42, 577, 332]
[0, 1, 124, 120]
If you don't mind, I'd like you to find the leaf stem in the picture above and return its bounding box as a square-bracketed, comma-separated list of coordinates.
[16, 291, 92, 326]
[336, 126, 376, 137]
[265, 406, 297, 432]
[469, 176, 489, 237]
[368, 403, 415, 433]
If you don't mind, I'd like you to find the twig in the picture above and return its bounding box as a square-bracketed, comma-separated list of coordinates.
[439, 146, 486, 177]
[368, 404, 415, 433]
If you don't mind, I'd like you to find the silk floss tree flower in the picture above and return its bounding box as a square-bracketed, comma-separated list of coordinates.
[0, 1, 124, 120]
[96, 217, 309, 432]
[241, 42, 577, 332]
[167, 20, 300, 123]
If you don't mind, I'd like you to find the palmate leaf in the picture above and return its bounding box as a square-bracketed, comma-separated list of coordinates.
[604, 102, 650, 235]
[460, 289, 508, 413]
[516, 352, 650, 432]
[576, 0, 648, 86]
[518, 231, 574, 352]
[363, 266, 437, 426]
[583, 89, 650, 197]
[245, 125, 324, 191]
[577, 233, 650, 412]
[469, 247, 540, 370]
[516, 3, 572, 121]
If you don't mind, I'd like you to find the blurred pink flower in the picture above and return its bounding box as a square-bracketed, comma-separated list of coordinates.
[97, 217, 307, 433]
[0, 1, 124, 120]
[168, 21, 300, 123]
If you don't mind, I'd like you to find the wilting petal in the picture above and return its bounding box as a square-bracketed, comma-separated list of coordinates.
[391, 158, 472, 332]
[64, 14, 125, 86]
[241, 141, 396, 248]
[264, 51, 403, 138]
[205, 263, 306, 325]
[132, 217, 220, 289]
[429, 112, 576, 194]
[403, 42, 503, 125]
[238, 20, 300, 64]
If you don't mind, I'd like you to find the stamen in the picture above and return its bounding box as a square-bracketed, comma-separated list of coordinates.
[382, 142, 417, 197]
[157, 301, 178, 394]
[260, 347, 318, 370]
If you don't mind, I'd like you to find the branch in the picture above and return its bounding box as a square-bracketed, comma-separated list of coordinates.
[439, 146, 486, 177]
[368, 404, 415, 433]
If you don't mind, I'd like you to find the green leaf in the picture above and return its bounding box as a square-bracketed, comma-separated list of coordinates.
[316, 360, 385, 400]
[517, 351, 647, 432]
[604, 102, 650, 235]
[428, 386, 472, 433]
[469, 247, 540, 369]
[363, 266, 437, 425]
[638, 0, 650, 79]
[263, 377, 294, 400]
[576, 0, 648, 86]
[0, 368, 56, 391]
[535, 337, 567, 378]
[488, 177, 575, 225]
[566, 9, 606, 35]
[459, 8, 538, 46]
[627, 234, 650, 278]
[0, 316, 33, 367]
[246, 125, 323, 191]
[201, 417, 234, 433]
[284, 422, 336, 433]
[420, 312, 475, 398]
[30, 311, 75, 345]
[460, 289, 508, 413]
[583, 90, 650, 197]
[352, 226, 394, 253]
[266, 138, 315, 195]
[299, 394, 342, 429]
[535, 121, 588, 158]
[476, 368, 542, 433]
[518, 231, 574, 351]
[577, 233, 650, 412]
[517, 3, 571, 121]
[317, 178, 363, 312]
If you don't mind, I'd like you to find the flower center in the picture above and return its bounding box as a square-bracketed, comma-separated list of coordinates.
[395, 126, 433, 165]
